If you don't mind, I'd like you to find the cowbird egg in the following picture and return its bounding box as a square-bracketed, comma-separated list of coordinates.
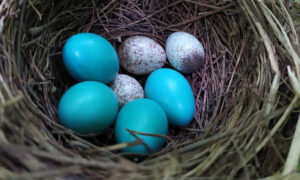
[118, 36, 166, 75]
[166, 32, 205, 73]
[63, 33, 119, 84]
[110, 74, 144, 107]
[58, 81, 118, 135]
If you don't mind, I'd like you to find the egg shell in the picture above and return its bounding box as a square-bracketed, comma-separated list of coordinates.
[145, 68, 195, 127]
[63, 33, 119, 84]
[115, 99, 168, 154]
[166, 32, 205, 73]
[58, 81, 118, 135]
[118, 36, 166, 75]
[110, 74, 144, 107]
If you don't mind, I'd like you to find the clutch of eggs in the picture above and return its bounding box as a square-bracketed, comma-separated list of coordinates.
[58, 32, 200, 154]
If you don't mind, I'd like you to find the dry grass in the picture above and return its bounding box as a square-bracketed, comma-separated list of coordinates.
[0, 0, 300, 179]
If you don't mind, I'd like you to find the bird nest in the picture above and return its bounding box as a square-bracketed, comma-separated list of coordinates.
[1, 0, 300, 179]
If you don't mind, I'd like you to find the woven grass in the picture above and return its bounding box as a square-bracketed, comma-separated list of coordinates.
[1, 0, 300, 179]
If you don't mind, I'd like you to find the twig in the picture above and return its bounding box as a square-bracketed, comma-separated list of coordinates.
[28, 0, 42, 20]
[283, 114, 300, 175]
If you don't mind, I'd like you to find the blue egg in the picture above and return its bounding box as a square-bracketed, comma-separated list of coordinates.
[58, 81, 118, 135]
[62, 33, 119, 84]
[145, 68, 195, 127]
[115, 99, 168, 154]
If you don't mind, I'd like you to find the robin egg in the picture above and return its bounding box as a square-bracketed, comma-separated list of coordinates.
[115, 98, 168, 154]
[166, 32, 205, 73]
[118, 36, 166, 75]
[58, 81, 118, 135]
[62, 33, 119, 83]
[145, 68, 195, 127]
[110, 74, 144, 107]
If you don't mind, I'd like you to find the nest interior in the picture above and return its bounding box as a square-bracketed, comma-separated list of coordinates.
[1, 0, 300, 179]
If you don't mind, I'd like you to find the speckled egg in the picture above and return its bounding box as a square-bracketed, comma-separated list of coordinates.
[115, 99, 168, 154]
[118, 36, 166, 75]
[110, 74, 144, 107]
[145, 68, 195, 127]
[58, 81, 118, 135]
[166, 32, 205, 73]
[63, 33, 119, 84]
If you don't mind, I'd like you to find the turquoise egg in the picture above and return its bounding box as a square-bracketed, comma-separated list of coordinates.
[115, 99, 168, 154]
[145, 68, 195, 127]
[62, 33, 119, 84]
[58, 81, 118, 135]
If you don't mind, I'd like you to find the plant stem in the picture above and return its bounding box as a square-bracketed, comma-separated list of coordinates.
[283, 115, 300, 175]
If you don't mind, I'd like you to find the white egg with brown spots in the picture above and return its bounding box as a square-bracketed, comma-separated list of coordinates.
[118, 36, 166, 75]
[166, 32, 205, 73]
[110, 74, 144, 107]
